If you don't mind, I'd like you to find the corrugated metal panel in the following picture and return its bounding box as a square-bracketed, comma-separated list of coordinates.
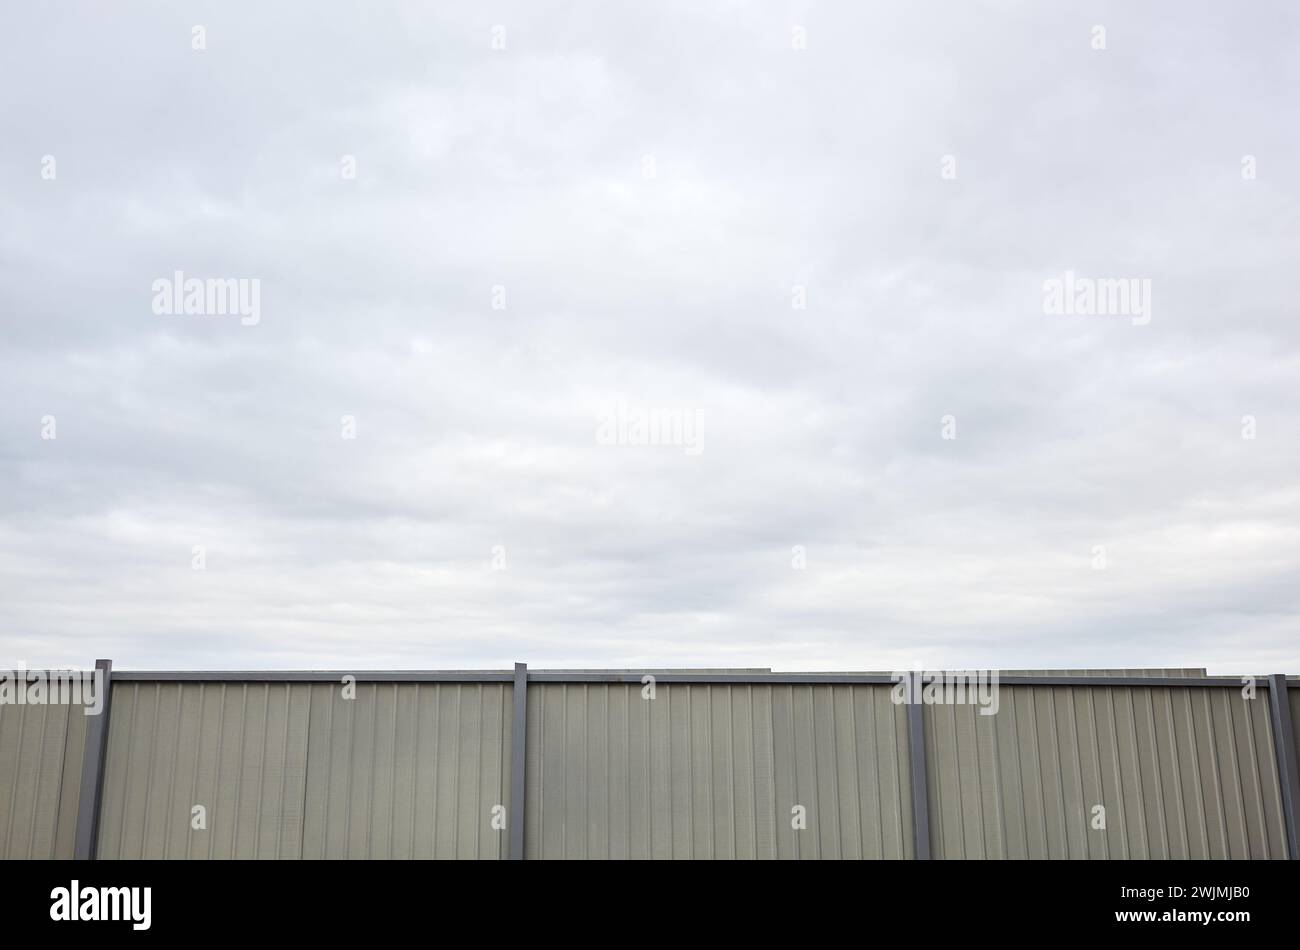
[97, 681, 511, 859]
[0, 696, 89, 859]
[524, 683, 911, 859]
[98, 681, 309, 859]
[926, 685, 1287, 858]
[301, 682, 511, 859]
[1290, 686, 1300, 769]
[5, 670, 1295, 861]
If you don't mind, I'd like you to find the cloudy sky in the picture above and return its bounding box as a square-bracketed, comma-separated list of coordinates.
[2, 2, 1297, 673]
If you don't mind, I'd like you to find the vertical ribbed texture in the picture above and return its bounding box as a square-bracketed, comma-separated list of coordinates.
[523, 683, 911, 859]
[301, 682, 510, 859]
[98, 682, 310, 859]
[7, 673, 1290, 860]
[926, 685, 1287, 858]
[0, 697, 89, 859]
[1290, 686, 1300, 771]
[96, 681, 511, 859]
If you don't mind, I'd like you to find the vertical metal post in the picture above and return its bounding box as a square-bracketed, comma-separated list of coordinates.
[73, 658, 114, 860]
[907, 671, 931, 860]
[1266, 674, 1299, 859]
[509, 662, 528, 860]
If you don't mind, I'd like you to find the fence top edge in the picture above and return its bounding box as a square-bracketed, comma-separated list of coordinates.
[98, 670, 1282, 688]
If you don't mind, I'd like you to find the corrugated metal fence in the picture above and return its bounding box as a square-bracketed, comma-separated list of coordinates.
[2, 664, 1297, 859]
[97, 681, 512, 859]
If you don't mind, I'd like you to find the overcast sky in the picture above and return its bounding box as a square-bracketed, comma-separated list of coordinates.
[2, 2, 1297, 673]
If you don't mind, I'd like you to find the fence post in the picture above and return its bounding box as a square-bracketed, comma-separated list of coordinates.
[509, 662, 528, 860]
[1266, 674, 1299, 859]
[907, 671, 931, 860]
[73, 658, 114, 860]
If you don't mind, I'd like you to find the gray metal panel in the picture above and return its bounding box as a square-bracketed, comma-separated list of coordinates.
[301, 681, 511, 859]
[1276, 679, 1300, 857]
[98, 681, 311, 859]
[1291, 686, 1300, 774]
[8, 667, 1294, 861]
[0, 693, 89, 859]
[523, 683, 911, 859]
[509, 664, 527, 860]
[907, 689, 931, 859]
[926, 684, 1287, 858]
[97, 680, 512, 859]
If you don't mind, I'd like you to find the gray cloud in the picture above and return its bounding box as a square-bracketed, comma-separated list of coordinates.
[2, 1, 1298, 673]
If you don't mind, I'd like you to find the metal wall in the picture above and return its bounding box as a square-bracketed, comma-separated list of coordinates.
[4, 667, 1299, 861]
[1291, 684, 1300, 770]
[96, 681, 512, 859]
[0, 698, 88, 859]
[926, 684, 1287, 858]
[524, 683, 912, 859]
